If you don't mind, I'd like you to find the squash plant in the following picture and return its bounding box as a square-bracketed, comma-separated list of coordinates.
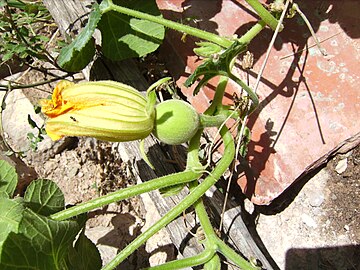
[0, 0, 308, 269]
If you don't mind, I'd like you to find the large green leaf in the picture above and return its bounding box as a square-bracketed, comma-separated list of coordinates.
[0, 198, 24, 248]
[98, 0, 165, 60]
[57, 3, 102, 72]
[0, 160, 18, 198]
[0, 208, 83, 269]
[24, 179, 65, 216]
[66, 230, 102, 270]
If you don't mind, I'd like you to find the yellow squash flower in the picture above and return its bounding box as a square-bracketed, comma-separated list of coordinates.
[40, 80, 155, 142]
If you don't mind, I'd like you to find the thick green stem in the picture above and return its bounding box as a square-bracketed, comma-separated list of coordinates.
[102, 0, 232, 48]
[203, 254, 221, 270]
[144, 249, 215, 270]
[191, 189, 217, 239]
[191, 182, 258, 269]
[205, 76, 229, 115]
[238, 19, 266, 44]
[245, 0, 280, 31]
[102, 127, 235, 270]
[215, 237, 260, 270]
[199, 114, 227, 128]
[50, 170, 200, 221]
[186, 128, 204, 170]
[225, 72, 259, 111]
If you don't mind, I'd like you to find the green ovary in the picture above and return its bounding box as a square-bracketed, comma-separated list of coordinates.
[153, 100, 200, 145]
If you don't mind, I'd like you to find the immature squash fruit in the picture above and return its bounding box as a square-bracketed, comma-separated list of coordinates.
[153, 99, 199, 145]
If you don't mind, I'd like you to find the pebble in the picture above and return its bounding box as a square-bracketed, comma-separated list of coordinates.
[244, 198, 255, 214]
[302, 213, 318, 228]
[309, 193, 325, 207]
[335, 158, 348, 174]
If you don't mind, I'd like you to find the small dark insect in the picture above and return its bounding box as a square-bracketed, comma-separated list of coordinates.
[70, 116, 77, 122]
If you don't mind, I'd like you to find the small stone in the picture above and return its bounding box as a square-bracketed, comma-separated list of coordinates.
[324, 219, 331, 228]
[244, 198, 255, 214]
[344, 224, 350, 231]
[312, 208, 323, 216]
[66, 164, 80, 178]
[309, 193, 325, 207]
[302, 213, 317, 228]
[335, 158, 347, 174]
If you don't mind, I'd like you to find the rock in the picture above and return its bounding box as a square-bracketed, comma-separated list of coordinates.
[1, 89, 44, 152]
[335, 158, 348, 174]
[244, 198, 255, 214]
[301, 213, 318, 228]
[309, 193, 325, 207]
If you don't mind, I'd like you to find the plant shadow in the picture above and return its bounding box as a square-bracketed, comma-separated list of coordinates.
[227, 0, 360, 203]
[285, 245, 360, 270]
[95, 213, 177, 269]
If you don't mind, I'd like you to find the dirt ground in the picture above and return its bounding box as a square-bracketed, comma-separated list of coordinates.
[326, 147, 360, 243]
[253, 146, 360, 270]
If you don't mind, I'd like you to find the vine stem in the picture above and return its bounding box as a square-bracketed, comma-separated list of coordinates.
[292, 3, 327, 56]
[50, 170, 201, 221]
[102, 127, 235, 270]
[101, 0, 232, 48]
[143, 249, 215, 270]
[190, 175, 259, 270]
[245, 0, 281, 31]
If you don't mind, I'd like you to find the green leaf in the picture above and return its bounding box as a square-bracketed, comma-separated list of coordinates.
[0, 198, 24, 248]
[0, 208, 82, 269]
[184, 40, 259, 112]
[185, 40, 248, 94]
[66, 230, 102, 270]
[98, 0, 165, 61]
[1, 52, 14, 63]
[24, 179, 65, 216]
[0, 191, 9, 199]
[6, 0, 26, 9]
[0, 160, 18, 198]
[193, 41, 222, 58]
[57, 3, 102, 72]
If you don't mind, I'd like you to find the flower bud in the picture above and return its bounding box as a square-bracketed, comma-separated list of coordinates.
[40, 80, 155, 142]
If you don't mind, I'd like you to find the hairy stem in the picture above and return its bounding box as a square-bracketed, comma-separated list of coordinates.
[50, 170, 200, 221]
[215, 237, 260, 270]
[102, 0, 232, 48]
[238, 20, 266, 44]
[199, 114, 228, 128]
[102, 127, 235, 270]
[245, 0, 280, 31]
[144, 249, 215, 270]
[191, 178, 258, 269]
